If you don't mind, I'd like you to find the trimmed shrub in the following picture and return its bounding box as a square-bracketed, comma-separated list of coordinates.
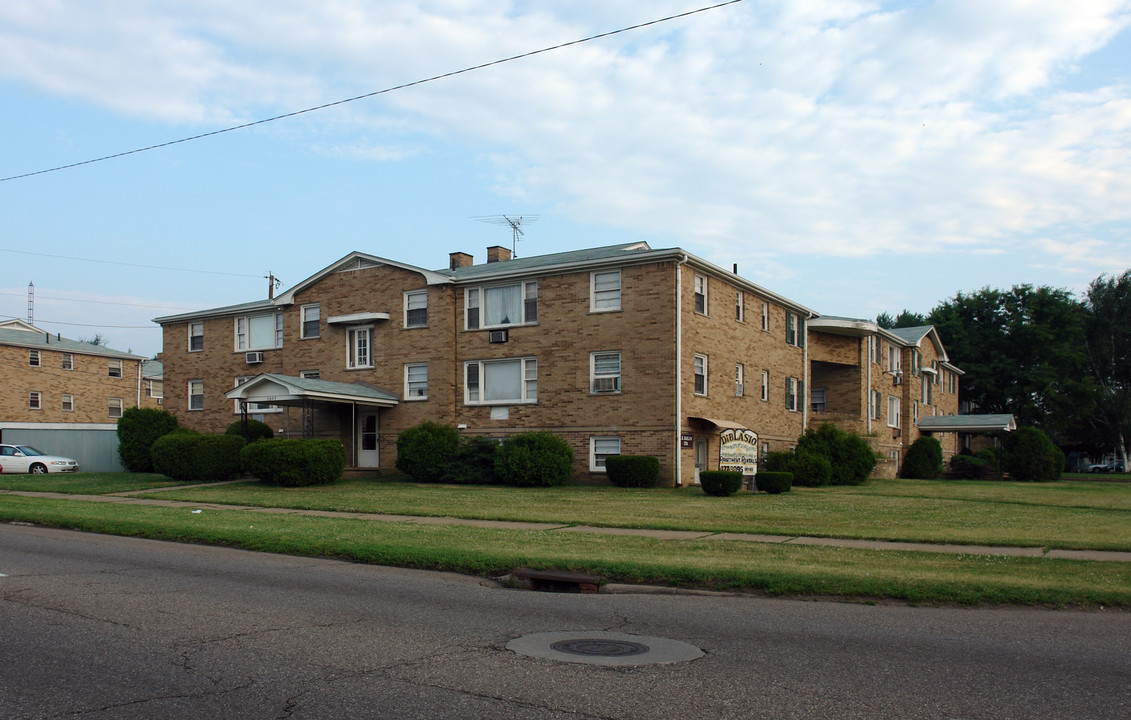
[395, 421, 460, 482]
[1002, 426, 1064, 483]
[975, 447, 1001, 471]
[756, 471, 793, 494]
[444, 435, 501, 485]
[761, 450, 792, 473]
[786, 450, 833, 487]
[796, 423, 876, 485]
[901, 436, 943, 479]
[151, 430, 244, 482]
[151, 429, 203, 480]
[604, 455, 660, 488]
[699, 470, 743, 496]
[117, 407, 178, 472]
[241, 438, 347, 487]
[949, 453, 988, 479]
[494, 432, 574, 487]
[192, 434, 246, 482]
[225, 418, 275, 444]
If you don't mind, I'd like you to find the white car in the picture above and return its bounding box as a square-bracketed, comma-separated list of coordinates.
[0, 444, 80, 474]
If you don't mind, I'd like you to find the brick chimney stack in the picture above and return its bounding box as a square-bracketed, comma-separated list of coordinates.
[449, 252, 473, 270]
[486, 245, 512, 263]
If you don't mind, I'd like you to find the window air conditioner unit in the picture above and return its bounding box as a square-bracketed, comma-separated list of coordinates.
[893, 373, 903, 386]
[488, 329, 508, 344]
[157, 398, 163, 405]
[593, 377, 618, 393]
[245, 351, 264, 364]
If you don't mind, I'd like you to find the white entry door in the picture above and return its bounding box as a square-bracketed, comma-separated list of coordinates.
[357, 412, 379, 468]
[694, 438, 708, 485]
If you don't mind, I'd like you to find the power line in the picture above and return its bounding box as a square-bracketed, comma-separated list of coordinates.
[0, 248, 261, 278]
[0, 290, 196, 312]
[1, 0, 747, 183]
[0, 313, 157, 329]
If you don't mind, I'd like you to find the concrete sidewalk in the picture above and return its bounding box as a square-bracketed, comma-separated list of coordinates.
[4, 487, 1130, 562]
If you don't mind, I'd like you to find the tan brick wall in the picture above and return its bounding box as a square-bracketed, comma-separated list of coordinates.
[0, 344, 141, 424]
[679, 265, 808, 486]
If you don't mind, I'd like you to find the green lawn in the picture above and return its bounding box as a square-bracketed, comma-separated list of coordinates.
[1, 493, 1127, 608]
[3, 474, 1129, 607]
[127, 476, 1131, 551]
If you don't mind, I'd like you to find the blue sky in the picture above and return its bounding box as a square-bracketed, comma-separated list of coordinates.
[2, 0, 1129, 359]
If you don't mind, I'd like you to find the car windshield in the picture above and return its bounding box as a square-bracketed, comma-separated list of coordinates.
[17, 446, 45, 456]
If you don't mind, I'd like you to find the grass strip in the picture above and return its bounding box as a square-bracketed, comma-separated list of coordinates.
[0, 473, 177, 495]
[1, 495, 1128, 608]
[135, 477, 1131, 551]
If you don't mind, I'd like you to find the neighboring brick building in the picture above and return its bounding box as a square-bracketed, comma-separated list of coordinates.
[155, 243, 820, 486]
[0, 319, 145, 426]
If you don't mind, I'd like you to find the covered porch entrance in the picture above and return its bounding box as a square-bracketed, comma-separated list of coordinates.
[227, 373, 399, 470]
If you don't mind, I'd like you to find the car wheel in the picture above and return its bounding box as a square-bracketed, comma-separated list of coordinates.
[29, 463, 48, 475]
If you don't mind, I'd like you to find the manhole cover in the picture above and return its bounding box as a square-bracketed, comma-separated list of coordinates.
[507, 631, 703, 666]
[550, 639, 650, 657]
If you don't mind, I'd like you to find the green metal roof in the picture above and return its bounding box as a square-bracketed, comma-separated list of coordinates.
[0, 326, 142, 360]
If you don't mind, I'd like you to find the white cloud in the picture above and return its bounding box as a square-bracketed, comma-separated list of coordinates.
[1, 0, 1129, 281]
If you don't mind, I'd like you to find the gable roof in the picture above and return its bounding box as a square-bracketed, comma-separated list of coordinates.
[226, 373, 399, 407]
[0, 322, 142, 360]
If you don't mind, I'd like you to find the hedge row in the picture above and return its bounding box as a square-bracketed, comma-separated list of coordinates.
[395, 423, 574, 487]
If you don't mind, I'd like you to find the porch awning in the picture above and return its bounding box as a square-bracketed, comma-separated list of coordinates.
[227, 373, 399, 408]
[689, 416, 747, 430]
[917, 414, 1016, 433]
[326, 312, 390, 325]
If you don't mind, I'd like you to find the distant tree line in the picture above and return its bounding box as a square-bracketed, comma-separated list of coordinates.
[878, 270, 1130, 464]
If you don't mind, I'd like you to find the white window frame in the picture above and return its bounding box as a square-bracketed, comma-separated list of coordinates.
[762, 370, 770, 401]
[235, 312, 284, 351]
[300, 304, 320, 339]
[29, 349, 40, 367]
[786, 377, 799, 412]
[108, 359, 123, 378]
[913, 401, 919, 424]
[234, 377, 282, 414]
[761, 302, 770, 331]
[108, 397, 124, 419]
[405, 363, 428, 400]
[811, 387, 827, 413]
[464, 281, 538, 330]
[591, 270, 622, 312]
[888, 396, 901, 428]
[735, 363, 744, 397]
[736, 292, 745, 323]
[693, 274, 708, 314]
[404, 291, 427, 328]
[889, 345, 902, 374]
[62, 393, 74, 412]
[591, 351, 621, 394]
[145, 380, 163, 399]
[188, 380, 204, 411]
[189, 321, 204, 351]
[29, 391, 42, 410]
[869, 336, 878, 364]
[464, 357, 538, 405]
[693, 354, 708, 396]
[62, 353, 73, 370]
[346, 327, 374, 369]
[590, 436, 621, 472]
[870, 389, 882, 420]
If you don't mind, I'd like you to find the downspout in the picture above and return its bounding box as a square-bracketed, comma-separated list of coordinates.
[866, 336, 873, 435]
[136, 360, 142, 409]
[675, 253, 688, 487]
[802, 314, 811, 429]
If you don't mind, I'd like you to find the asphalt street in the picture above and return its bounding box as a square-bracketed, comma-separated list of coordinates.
[1, 523, 1127, 719]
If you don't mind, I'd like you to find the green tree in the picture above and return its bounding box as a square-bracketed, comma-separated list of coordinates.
[927, 285, 1093, 445]
[876, 310, 927, 329]
[1084, 270, 1131, 465]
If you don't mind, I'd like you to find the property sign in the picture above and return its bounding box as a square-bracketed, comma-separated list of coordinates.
[719, 428, 758, 475]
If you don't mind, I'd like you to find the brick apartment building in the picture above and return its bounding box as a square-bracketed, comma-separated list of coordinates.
[0, 319, 146, 470]
[155, 242, 971, 486]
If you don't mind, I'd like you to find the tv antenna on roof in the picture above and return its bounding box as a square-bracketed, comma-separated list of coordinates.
[473, 215, 538, 257]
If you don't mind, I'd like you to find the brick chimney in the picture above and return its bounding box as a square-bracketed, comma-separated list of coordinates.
[449, 251, 473, 270]
[486, 245, 512, 263]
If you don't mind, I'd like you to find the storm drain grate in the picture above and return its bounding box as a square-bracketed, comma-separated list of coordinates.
[508, 631, 703, 666]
